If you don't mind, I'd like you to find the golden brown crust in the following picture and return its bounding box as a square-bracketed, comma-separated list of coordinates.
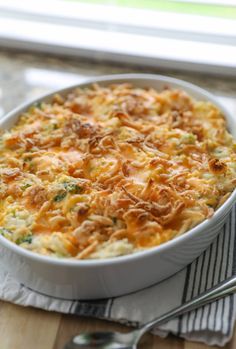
[208, 158, 227, 175]
[0, 83, 235, 259]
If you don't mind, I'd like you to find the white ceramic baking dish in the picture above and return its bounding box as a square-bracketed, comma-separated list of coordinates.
[0, 74, 235, 300]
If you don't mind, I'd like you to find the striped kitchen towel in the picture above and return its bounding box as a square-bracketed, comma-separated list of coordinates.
[0, 205, 236, 346]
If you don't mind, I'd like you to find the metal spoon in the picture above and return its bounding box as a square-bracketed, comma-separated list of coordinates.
[65, 275, 236, 349]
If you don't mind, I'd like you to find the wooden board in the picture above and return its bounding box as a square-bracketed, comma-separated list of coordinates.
[0, 300, 235, 349]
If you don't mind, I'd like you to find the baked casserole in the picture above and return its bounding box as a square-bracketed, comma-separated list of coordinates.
[0, 83, 235, 259]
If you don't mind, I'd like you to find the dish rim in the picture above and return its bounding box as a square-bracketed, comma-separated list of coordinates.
[0, 72, 235, 267]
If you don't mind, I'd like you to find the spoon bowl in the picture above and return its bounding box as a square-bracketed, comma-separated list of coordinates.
[65, 276, 236, 349]
[65, 331, 138, 349]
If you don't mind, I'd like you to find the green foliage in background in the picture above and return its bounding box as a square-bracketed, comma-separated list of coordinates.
[67, 0, 236, 19]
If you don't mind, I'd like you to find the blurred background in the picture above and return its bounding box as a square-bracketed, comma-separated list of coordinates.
[0, 0, 236, 75]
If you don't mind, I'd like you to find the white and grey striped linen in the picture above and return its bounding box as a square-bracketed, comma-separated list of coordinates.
[0, 205, 235, 346]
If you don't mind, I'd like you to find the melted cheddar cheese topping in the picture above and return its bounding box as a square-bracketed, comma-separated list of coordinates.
[0, 83, 235, 259]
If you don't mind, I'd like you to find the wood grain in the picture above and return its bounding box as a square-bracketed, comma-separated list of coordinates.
[53, 314, 184, 349]
[0, 300, 229, 349]
[0, 301, 61, 349]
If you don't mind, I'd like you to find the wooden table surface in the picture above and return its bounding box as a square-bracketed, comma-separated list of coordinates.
[0, 301, 235, 349]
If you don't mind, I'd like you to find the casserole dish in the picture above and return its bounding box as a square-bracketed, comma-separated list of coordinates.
[0, 74, 235, 300]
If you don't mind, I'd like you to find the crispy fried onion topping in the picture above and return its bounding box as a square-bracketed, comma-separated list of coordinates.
[0, 83, 235, 259]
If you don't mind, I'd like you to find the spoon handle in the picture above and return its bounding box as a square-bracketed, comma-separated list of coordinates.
[137, 275, 236, 338]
